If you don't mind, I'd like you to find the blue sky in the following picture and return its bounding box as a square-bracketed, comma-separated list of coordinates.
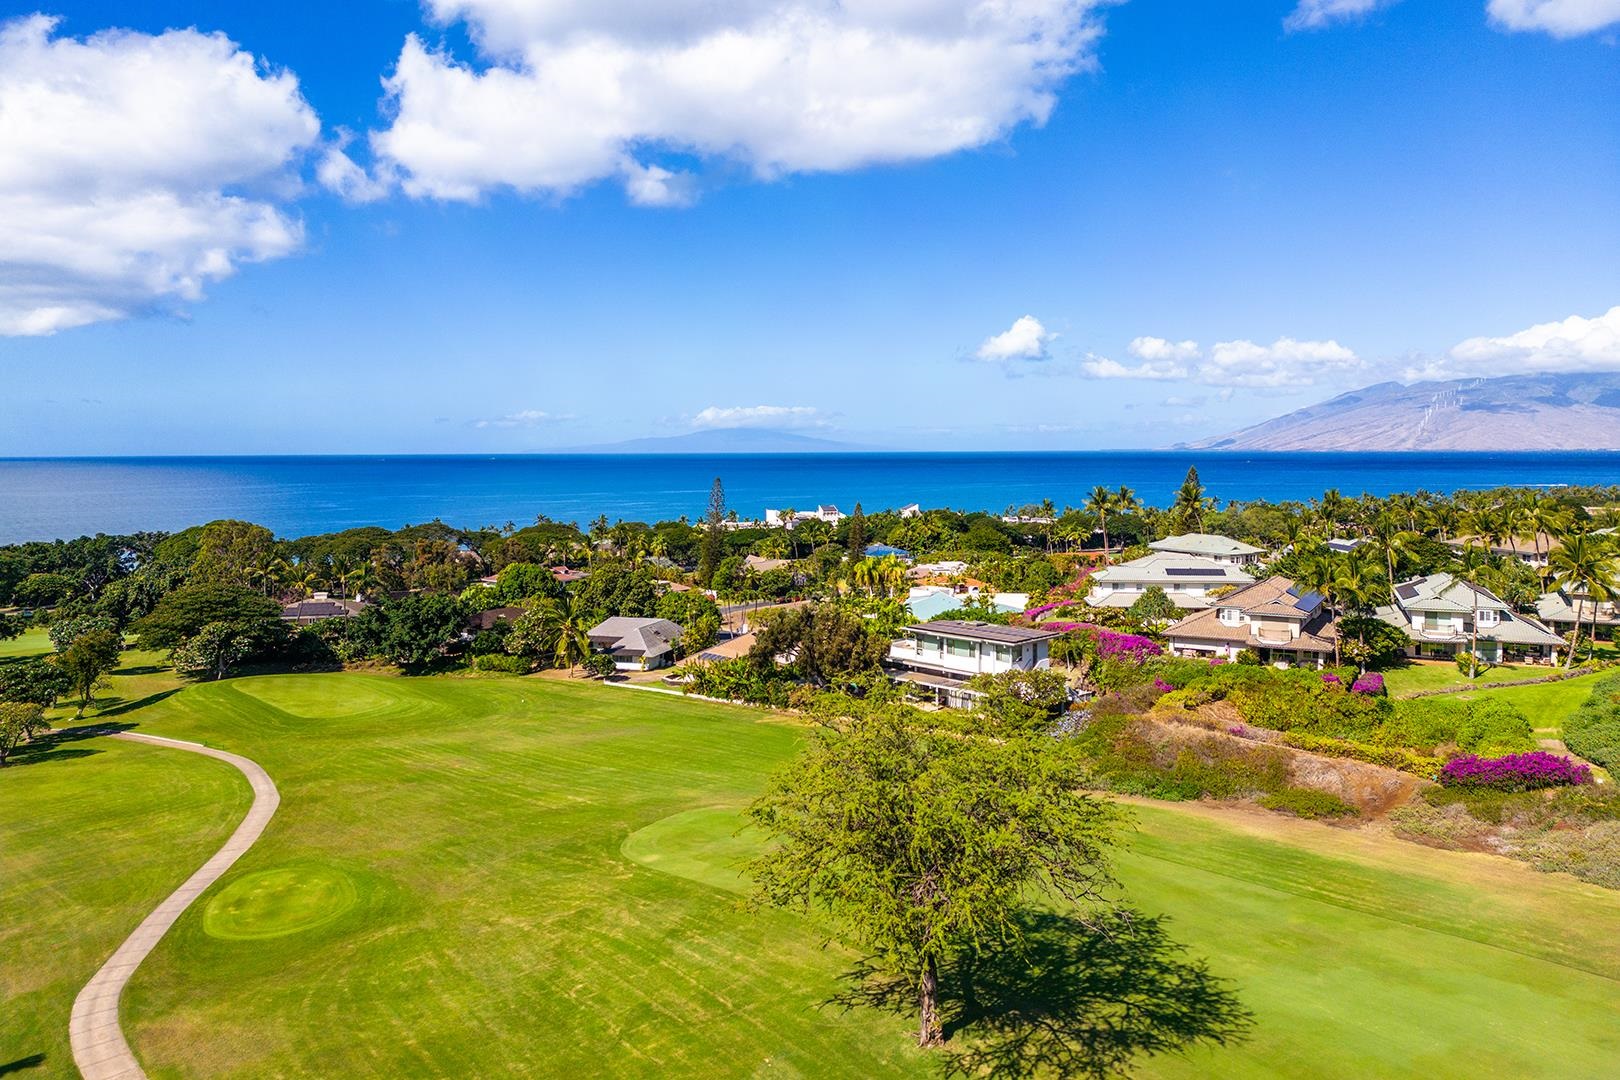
[2, 0, 1618, 454]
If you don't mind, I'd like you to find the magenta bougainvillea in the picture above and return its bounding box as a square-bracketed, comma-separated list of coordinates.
[1439, 752, 1590, 791]
[1036, 622, 1164, 664]
[1350, 672, 1385, 695]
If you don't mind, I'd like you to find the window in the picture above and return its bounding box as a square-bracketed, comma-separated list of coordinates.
[947, 638, 974, 657]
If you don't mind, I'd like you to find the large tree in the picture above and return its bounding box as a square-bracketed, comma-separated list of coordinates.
[698, 477, 727, 586]
[190, 520, 278, 588]
[136, 584, 281, 650]
[747, 710, 1125, 1046]
[57, 628, 123, 717]
[0, 659, 73, 708]
[750, 604, 885, 685]
[0, 702, 50, 767]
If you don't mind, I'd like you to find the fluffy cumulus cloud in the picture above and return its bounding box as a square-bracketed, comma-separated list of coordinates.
[1283, 0, 1400, 32]
[975, 315, 1057, 362]
[1486, 0, 1620, 36]
[1445, 304, 1620, 375]
[1082, 335, 1361, 387]
[336, 0, 1111, 204]
[0, 16, 321, 335]
[691, 404, 823, 429]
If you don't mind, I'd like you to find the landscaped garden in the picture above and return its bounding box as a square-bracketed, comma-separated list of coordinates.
[5, 661, 1620, 1078]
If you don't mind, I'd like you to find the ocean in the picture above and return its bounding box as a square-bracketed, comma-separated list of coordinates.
[1, 452, 1617, 544]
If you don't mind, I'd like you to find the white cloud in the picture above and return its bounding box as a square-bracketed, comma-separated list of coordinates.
[690, 404, 823, 430]
[318, 134, 394, 204]
[1446, 304, 1620, 374]
[1284, 0, 1400, 31]
[1083, 334, 1360, 387]
[0, 16, 320, 335]
[1486, 0, 1620, 37]
[348, 1, 1111, 205]
[474, 408, 570, 428]
[976, 315, 1057, 361]
[1128, 336, 1200, 363]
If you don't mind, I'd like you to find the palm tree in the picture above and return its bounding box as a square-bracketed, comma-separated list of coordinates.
[1294, 549, 1343, 666]
[530, 594, 594, 675]
[1172, 467, 1209, 533]
[1085, 486, 1115, 565]
[1550, 532, 1617, 669]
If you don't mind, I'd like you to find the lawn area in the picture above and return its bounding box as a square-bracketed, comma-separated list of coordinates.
[0, 627, 51, 659]
[1381, 660, 1560, 697]
[5, 670, 1620, 1078]
[1444, 672, 1610, 738]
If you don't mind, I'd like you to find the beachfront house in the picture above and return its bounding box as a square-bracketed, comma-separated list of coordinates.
[1085, 553, 1255, 610]
[1376, 573, 1565, 663]
[1148, 533, 1265, 566]
[764, 505, 843, 528]
[887, 620, 1063, 707]
[1164, 576, 1338, 668]
[1443, 534, 1560, 570]
[586, 616, 684, 671]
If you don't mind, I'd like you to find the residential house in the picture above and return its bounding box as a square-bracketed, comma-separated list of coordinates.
[552, 566, 588, 584]
[910, 559, 968, 579]
[280, 592, 365, 625]
[1535, 588, 1620, 641]
[1443, 534, 1561, 569]
[764, 505, 843, 528]
[1164, 576, 1337, 667]
[1376, 573, 1565, 663]
[887, 620, 1063, 707]
[1085, 553, 1255, 610]
[1148, 533, 1265, 566]
[1324, 537, 1369, 555]
[743, 554, 792, 573]
[586, 617, 684, 671]
[898, 503, 923, 518]
[464, 606, 526, 635]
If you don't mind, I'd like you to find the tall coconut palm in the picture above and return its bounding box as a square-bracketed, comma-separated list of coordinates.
[1085, 486, 1116, 565]
[1550, 532, 1616, 668]
[1171, 467, 1211, 533]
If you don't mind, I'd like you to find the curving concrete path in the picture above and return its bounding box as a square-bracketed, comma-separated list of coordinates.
[70, 732, 279, 1080]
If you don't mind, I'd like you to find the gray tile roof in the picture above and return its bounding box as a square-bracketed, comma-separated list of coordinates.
[1089, 552, 1255, 587]
[1149, 533, 1264, 558]
[905, 620, 1063, 644]
[587, 617, 684, 658]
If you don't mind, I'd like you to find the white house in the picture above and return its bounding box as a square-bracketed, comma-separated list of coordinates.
[1376, 574, 1565, 663]
[887, 620, 1063, 707]
[586, 617, 684, 671]
[1148, 533, 1265, 566]
[1085, 553, 1255, 610]
[898, 503, 923, 518]
[764, 505, 843, 528]
[1164, 576, 1338, 668]
[1535, 588, 1620, 641]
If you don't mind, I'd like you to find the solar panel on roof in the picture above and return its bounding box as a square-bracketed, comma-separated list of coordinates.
[1395, 583, 1419, 600]
[1165, 567, 1226, 577]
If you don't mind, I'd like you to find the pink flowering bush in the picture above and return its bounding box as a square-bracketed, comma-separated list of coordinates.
[1321, 673, 1341, 686]
[1351, 672, 1385, 696]
[1153, 677, 1175, 693]
[1440, 751, 1591, 792]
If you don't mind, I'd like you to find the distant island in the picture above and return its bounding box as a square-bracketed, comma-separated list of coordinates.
[559, 427, 875, 454]
[1188, 372, 1620, 452]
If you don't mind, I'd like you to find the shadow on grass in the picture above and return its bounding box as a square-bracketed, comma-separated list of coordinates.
[0, 1055, 45, 1076]
[93, 688, 180, 718]
[6, 721, 137, 768]
[830, 910, 1253, 1079]
[109, 664, 165, 677]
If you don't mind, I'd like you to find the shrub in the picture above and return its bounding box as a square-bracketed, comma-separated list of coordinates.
[1234, 648, 1262, 666]
[1375, 698, 1468, 751]
[1279, 732, 1443, 777]
[581, 653, 618, 678]
[1517, 821, 1620, 890]
[1439, 751, 1590, 792]
[1258, 787, 1356, 819]
[1563, 671, 1620, 770]
[472, 653, 532, 674]
[1454, 651, 1486, 676]
[1454, 699, 1535, 756]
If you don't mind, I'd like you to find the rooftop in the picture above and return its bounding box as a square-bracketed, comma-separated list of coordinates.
[1089, 552, 1255, 587]
[587, 616, 684, 658]
[903, 620, 1063, 644]
[1149, 533, 1265, 558]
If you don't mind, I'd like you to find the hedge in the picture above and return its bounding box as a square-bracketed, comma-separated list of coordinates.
[1564, 671, 1620, 770]
[1279, 732, 1443, 777]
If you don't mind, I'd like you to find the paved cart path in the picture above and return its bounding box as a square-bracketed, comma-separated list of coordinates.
[69, 732, 279, 1080]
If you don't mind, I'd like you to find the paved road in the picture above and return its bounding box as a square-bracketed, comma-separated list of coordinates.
[69, 732, 279, 1080]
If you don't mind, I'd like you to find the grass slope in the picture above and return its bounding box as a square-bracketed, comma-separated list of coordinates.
[5, 671, 1620, 1078]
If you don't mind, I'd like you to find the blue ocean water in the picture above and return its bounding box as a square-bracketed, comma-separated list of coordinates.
[0, 452, 1617, 544]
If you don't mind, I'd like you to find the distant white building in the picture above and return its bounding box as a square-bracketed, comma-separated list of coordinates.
[764, 505, 843, 528]
[1086, 553, 1255, 610]
[1376, 574, 1565, 663]
[898, 503, 923, 518]
[1148, 533, 1265, 566]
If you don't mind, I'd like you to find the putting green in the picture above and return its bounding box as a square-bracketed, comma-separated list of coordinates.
[203, 865, 359, 940]
[621, 806, 757, 894]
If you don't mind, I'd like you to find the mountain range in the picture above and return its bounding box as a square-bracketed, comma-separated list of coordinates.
[1188, 372, 1620, 452]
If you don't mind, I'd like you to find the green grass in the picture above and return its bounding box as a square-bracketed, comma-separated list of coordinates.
[5, 669, 1620, 1077]
[1382, 661, 1554, 697]
[1444, 672, 1610, 739]
[0, 627, 51, 658]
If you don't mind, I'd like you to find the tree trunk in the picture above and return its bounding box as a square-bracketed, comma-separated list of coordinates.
[1566, 599, 1584, 670]
[918, 957, 943, 1048]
